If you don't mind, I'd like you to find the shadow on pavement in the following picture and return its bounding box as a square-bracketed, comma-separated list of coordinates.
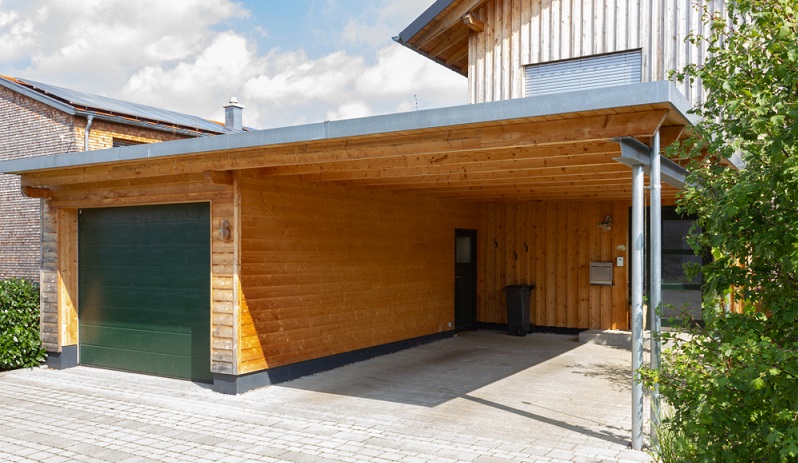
[280, 331, 581, 408]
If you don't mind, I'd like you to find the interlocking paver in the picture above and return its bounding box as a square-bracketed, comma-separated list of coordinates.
[0, 332, 651, 462]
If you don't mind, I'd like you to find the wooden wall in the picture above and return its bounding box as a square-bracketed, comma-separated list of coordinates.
[40, 174, 238, 375]
[478, 200, 629, 330]
[468, 0, 726, 107]
[237, 172, 479, 374]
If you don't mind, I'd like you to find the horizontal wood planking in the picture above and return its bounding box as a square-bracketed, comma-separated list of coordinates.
[478, 200, 630, 330]
[237, 173, 479, 373]
[469, 0, 725, 107]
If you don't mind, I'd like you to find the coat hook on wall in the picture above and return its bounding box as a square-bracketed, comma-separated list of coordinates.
[513, 251, 518, 261]
[524, 242, 529, 252]
[493, 238, 498, 248]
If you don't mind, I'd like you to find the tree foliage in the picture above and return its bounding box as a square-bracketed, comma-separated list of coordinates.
[642, 1, 798, 461]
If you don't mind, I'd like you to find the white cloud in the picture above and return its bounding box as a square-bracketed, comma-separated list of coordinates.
[0, 0, 468, 130]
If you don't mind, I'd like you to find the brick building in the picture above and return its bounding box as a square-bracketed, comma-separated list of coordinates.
[0, 76, 245, 280]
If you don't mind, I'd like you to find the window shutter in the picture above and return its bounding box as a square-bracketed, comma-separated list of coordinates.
[525, 49, 642, 97]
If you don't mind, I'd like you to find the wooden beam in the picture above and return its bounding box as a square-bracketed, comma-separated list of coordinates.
[380, 174, 633, 191]
[462, 13, 485, 32]
[298, 152, 619, 182]
[428, 27, 470, 57]
[659, 125, 687, 149]
[21, 186, 52, 199]
[325, 164, 630, 187]
[21, 109, 668, 188]
[257, 141, 620, 176]
[204, 170, 234, 185]
[412, 0, 490, 49]
[445, 43, 470, 67]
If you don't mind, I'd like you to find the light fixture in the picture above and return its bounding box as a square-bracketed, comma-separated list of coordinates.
[598, 215, 612, 231]
[219, 220, 231, 241]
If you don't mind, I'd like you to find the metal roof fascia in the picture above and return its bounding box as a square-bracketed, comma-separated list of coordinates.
[0, 81, 695, 175]
[394, 0, 457, 45]
[74, 111, 221, 138]
[393, 0, 465, 75]
[0, 77, 76, 115]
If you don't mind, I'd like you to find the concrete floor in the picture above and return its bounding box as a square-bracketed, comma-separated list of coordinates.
[0, 331, 651, 463]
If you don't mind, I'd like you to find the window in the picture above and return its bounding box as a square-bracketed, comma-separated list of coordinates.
[660, 207, 705, 322]
[525, 49, 642, 97]
[112, 138, 144, 148]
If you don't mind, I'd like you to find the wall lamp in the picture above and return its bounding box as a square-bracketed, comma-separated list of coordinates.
[598, 215, 612, 231]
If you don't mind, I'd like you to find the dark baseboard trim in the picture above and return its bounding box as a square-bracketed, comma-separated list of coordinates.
[477, 322, 586, 336]
[213, 330, 454, 395]
[46, 345, 78, 369]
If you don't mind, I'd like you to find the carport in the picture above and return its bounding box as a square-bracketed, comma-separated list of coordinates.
[0, 80, 690, 451]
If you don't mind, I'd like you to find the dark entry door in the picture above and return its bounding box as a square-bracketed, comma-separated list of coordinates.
[78, 203, 212, 382]
[454, 229, 477, 331]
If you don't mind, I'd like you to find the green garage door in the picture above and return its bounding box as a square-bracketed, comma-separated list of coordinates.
[78, 203, 212, 382]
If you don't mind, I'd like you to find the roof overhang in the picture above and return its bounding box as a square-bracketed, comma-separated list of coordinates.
[0, 81, 695, 203]
[394, 0, 484, 76]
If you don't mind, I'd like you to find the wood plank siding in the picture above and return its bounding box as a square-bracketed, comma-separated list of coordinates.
[237, 172, 479, 373]
[478, 200, 630, 330]
[468, 0, 725, 107]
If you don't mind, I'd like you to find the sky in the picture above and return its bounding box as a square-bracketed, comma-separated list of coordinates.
[0, 0, 468, 129]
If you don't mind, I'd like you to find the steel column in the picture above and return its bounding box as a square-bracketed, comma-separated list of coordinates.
[649, 131, 662, 445]
[631, 164, 645, 450]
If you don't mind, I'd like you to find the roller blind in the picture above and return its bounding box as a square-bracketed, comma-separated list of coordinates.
[525, 49, 642, 97]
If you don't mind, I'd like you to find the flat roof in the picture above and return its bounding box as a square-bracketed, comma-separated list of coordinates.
[0, 81, 695, 175]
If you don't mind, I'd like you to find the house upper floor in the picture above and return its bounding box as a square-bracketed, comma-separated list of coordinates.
[396, 0, 723, 108]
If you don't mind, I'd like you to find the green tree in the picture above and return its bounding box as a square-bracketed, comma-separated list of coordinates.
[642, 1, 798, 461]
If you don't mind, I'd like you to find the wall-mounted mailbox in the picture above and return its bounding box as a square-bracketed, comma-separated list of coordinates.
[590, 262, 613, 286]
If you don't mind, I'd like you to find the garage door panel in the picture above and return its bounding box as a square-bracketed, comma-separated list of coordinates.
[80, 244, 209, 268]
[78, 203, 211, 382]
[79, 222, 209, 247]
[79, 304, 202, 332]
[79, 287, 208, 316]
[79, 267, 208, 289]
[80, 324, 195, 355]
[79, 346, 198, 380]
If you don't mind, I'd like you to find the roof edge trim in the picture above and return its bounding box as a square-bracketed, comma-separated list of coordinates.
[0, 77, 77, 115]
[0, 81, 696, 175]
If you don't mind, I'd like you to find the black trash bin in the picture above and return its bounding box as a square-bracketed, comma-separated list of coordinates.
[502, 284, 535, 336]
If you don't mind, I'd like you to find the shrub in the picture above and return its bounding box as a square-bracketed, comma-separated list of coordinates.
[0, 278, 46, 369]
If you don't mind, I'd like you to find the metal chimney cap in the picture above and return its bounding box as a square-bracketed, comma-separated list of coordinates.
[229, 97, 238, 104]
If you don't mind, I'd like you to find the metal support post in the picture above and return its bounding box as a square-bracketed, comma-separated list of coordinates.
[649, 131, 662, 445]
[631, 164, 645, 450]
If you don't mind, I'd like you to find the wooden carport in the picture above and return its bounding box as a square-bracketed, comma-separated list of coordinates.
[1, 81, 691, 393]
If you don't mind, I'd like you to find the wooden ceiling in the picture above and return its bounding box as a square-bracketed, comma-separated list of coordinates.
[400, 0, 491, 76]
[21, 103, 687, 203]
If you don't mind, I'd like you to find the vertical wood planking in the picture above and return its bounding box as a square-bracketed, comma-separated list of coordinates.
[468, 0, 724, 107]
[478, 200, 630, 329]
[533, 204, 546, 325]
[544, 204, 557, 326]
[56, 208, 78, 347]
[612, 200, 630, 329]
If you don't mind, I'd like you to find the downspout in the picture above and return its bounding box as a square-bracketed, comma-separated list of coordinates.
[84, 114, 94, 151]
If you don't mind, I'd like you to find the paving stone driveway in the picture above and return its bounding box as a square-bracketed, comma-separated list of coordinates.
[0, 332, 651, 463]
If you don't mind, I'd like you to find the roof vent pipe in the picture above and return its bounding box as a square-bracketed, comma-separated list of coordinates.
[224, 97, 244, 131]
[84, 114, 94, 151]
